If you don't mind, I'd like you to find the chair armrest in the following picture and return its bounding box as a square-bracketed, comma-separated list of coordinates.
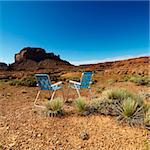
[69, 80, 81, 85]
[51, 81, 62, 87]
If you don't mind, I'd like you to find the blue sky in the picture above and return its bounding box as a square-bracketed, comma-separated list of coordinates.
[0, 1, 149, 65]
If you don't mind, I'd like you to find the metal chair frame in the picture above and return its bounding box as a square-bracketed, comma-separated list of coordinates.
[34, 74, 64, 108]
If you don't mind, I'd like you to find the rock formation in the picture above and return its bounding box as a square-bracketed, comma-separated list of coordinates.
[10, 47, 72, 70]
[15, 47, 60, 62]
[0, 62, 8, 70]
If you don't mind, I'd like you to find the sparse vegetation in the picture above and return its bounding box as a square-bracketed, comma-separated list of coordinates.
[144, 139, 150, 150]
[116, 97, 144, 126]
[96, 86, 105, 94]
[75, 97, 87, 113]
[107, 79, 116, 85]
[45, 98, 63, 112]
[144, 107, 150, 129]
[44, 98, 64, 117]
[102, 89, 134, 104]
[124, 75, 150, 86]
[89, 89, 146, 126]
[9, 76, 36, 87]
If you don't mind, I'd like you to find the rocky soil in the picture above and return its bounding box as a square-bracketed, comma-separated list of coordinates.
[0, 81, 149, 150]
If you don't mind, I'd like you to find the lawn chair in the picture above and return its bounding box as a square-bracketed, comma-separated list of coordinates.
[66, 71, 93, 100]
[34, 74, 64, 108]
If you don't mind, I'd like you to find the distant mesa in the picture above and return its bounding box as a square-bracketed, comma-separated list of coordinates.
[9, 47, 73, 71]
[15, 47, 61, 62]
[0, 62, 8, 70]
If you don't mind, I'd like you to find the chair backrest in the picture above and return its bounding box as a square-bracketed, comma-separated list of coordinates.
[35, 74, 52, 90]
[80, 71, 93, 88]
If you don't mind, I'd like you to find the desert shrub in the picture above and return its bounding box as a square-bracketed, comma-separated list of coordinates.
[102, 89, 134, 104]
[45, 98, 63, 112]
[143, 102, 150, 112]
[66, 76, 80, 82]
[116, 97, 144, 126]
[96, 86, 105, 94]
[43, 98, 64, 117]
[50, 75, 60, 82]
[124, 75, 150, 86]
[75, 97, 87, 113]
[97, 98, 117, 116]
[95, 89, 144, 118]
[144, 139, 150, 150]
[89, 97, 117, 116]
[123, 75, 134, 82]
[130, 76, 150, 86]
[107, 79, 116, 85]
[20, 76, 36, 87]
[9, 79, 21, 86]
[144, 107, 150, 129]
[9, 76, 36, 87]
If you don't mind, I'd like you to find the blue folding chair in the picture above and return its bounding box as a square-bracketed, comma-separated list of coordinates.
[67, 71, 93, 100]
[34, 74, 64, 107]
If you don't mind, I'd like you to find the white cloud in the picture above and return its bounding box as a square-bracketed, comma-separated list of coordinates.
[70, 53, 149, 66]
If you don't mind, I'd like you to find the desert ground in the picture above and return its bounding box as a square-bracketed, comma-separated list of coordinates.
[0, 71, 149, 150]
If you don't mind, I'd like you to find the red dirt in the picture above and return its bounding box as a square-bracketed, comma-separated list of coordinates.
[0, 82, 149, 150]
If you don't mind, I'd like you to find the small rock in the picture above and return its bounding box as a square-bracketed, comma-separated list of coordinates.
[82, 111, 90, 116]
[21, 90, 27, 94]
[37, 133, 41, 137]
[80, 131, 89, 140]
[6, 93, 11, 96]
[6, 126, 10, 130]
[9, 142, 15, 148]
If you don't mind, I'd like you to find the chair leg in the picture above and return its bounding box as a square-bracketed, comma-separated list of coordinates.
[50, 90, 56, 101]
[75, 87, 81, 97]
[34, 91, 41, 106]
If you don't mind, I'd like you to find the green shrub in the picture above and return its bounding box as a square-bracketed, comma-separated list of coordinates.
[143, 103, 150, 112]
[98, 98, 117, 116]
[103, 89, 134, 104]
[96, 86, 105, 94]
[96, 89, 144, 119]
[75, 97, 87, 113]
[45, 98, 63, 112]
[144, 139, 150, 150]
[107, 79, 116, 85]
[116, 97, 144, 126]
[124, 75, 150, 86]
[66, 77, 80, 82]
[89, 98, 117, 116]
[9, 79, 21, 86]
[9, 76, 36, 87]
[144, 107, 150, 128]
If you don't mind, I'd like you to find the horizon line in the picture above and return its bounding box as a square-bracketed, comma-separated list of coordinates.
[70, 54, 150, 66]
[0, 53, 149, 66]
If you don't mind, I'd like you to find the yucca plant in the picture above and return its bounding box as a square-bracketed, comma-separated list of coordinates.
[44, 98, 64, 117]
[75, 97, 87, 113]
[45, 98, 63, 111]
[116, 97, 144, 126]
